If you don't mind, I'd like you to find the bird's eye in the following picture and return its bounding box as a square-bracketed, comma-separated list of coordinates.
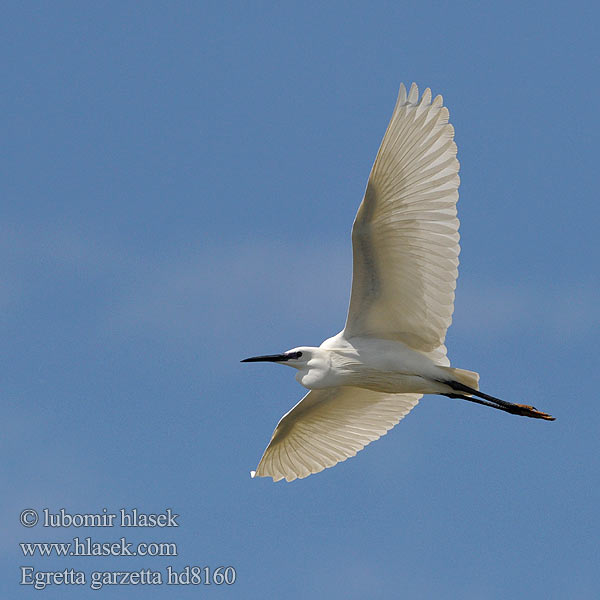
[296, 351, 303, 358]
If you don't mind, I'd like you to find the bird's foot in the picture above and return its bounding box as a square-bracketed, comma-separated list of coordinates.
[510, 404, 555, 421]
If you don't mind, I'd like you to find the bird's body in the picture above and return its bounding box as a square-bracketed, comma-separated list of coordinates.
[243, 83, 554, 482]
[292, 336, 468, 395]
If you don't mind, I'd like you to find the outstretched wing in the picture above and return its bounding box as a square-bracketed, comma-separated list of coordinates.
[344, 83, 460, 362]
[252, 388, 420, 482]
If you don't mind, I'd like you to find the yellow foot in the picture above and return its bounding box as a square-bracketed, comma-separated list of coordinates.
[514, 404, 555, 421]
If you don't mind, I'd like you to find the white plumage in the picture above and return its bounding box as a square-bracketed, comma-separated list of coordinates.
[251, 387, 420, 482]
[346, 83, 459, 364]
[243, 83, 554, 483]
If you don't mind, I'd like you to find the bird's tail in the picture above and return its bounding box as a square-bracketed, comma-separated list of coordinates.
[438, 367, 480, 391]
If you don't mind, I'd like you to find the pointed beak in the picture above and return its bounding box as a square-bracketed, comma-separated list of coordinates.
[241, 353, 291, 363]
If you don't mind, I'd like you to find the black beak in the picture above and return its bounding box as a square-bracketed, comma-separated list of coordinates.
[241, 353, 291, 363]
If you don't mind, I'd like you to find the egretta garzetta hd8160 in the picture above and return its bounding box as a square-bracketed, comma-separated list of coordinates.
[243, 83, 554, 483]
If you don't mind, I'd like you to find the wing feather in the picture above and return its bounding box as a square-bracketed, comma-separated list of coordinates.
[253, 388, 420, 482]
[344, 84, 460, 364]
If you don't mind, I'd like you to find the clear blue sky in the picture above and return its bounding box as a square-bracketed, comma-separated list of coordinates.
[2, 2, 598, 598]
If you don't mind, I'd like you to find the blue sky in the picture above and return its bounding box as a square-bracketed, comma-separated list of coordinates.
[2, 2, 599, 598]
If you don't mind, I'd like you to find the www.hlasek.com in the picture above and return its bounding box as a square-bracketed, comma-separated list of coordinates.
[21, 537, 177, 557]
[19, 507, 236, 590]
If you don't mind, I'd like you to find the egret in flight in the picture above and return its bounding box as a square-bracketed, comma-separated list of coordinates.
[243, 83, 554, 482]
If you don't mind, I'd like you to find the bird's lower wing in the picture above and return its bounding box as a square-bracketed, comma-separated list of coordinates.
[252, 388, 421, 482]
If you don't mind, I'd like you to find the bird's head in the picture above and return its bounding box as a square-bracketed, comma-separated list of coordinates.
[241, 346, 331, 389]
[241, 347, 314, 370]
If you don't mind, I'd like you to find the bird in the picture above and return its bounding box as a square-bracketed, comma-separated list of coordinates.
[242, 83, 554, 483]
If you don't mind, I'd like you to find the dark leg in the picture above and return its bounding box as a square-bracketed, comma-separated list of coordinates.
[442, 385, 555, 421]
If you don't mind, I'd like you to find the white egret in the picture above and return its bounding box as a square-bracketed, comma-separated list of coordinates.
[243, 83, 554, 483]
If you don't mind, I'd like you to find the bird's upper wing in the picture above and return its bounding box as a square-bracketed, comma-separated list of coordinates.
[344, 83, 460, 361]
[252, 388, 420, 482]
